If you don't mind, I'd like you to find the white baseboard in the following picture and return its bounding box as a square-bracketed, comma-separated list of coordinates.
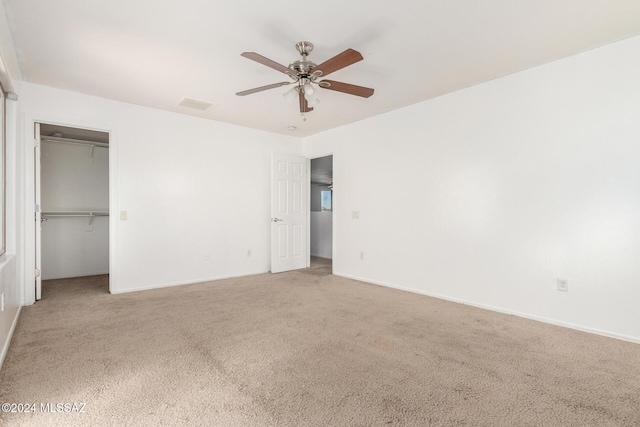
[334, 271, 640, 345]
[110, 270, 271, 294]
[0, 305, 22, 373]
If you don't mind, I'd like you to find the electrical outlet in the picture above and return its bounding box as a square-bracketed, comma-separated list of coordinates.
[247, 249, 252, 257]
[352, 211, 360, 219]
[360, 252, 364, 260]
[557, 278, 568, 292]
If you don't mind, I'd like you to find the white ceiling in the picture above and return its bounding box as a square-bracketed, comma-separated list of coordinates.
[4, 0, 640, 137]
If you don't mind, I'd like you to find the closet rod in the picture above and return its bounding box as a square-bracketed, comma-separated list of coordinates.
[41, 135, 109, 148]
[41, 211, 109, 217]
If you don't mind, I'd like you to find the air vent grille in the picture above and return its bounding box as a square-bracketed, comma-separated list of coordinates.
[178, 97, 215, 111]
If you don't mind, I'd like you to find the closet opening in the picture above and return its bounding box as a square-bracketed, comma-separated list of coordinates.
[309, 155, 333, 272]
[36, 124, 110, 300]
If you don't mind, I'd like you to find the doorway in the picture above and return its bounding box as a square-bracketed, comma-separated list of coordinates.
[35, 123, 110, 299]
[310, 155, 333, 271]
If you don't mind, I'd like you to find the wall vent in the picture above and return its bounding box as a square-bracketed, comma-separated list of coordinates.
[178, 97, 215, 111]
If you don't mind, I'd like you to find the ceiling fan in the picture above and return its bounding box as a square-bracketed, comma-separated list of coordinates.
[236, 41, 374, 113]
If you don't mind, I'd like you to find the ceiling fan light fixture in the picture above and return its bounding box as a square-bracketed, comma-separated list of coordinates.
[303, 83, 320, 106]
[303, 83, 315, 96]
[282, 86, 298, 104]
[306, 96, 320, 108]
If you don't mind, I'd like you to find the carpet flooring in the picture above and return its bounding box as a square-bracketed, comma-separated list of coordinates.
[1, 265, 639, 426]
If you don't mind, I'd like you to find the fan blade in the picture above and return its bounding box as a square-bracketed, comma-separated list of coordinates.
[312, 48, 363, 77]
[299, 90, 313, 113]
[236, 82, 291, 96]
[319, 80, 374, 98]
[241, 52, 292, 74]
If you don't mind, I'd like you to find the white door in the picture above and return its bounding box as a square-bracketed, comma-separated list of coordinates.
[271, 154, 308, 273]
[34, 122, 42, 300]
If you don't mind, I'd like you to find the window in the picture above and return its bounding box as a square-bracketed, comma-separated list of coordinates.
[321, 190, 332, 211]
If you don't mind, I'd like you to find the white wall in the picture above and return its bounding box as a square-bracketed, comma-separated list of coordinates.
[20, 82, 302, 297]
[304, 35, 640, 343]
[40, 141, 109, 279]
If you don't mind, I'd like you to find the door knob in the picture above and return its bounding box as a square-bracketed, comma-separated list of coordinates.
[271, 218, 283, 222]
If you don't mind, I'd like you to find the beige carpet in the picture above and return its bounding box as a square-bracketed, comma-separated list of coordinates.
[1, 269, 639, 426]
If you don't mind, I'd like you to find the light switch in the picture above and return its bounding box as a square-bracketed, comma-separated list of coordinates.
[352, 211, 360, 219]
[557, 278, 568, 292]
[120, 211, 128, 221]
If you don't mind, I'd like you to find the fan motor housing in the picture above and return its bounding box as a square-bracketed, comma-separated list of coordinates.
[288, 60, 316, 75]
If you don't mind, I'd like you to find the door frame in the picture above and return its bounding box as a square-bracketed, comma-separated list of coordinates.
[306, 152, 334, 271]
[23, 113, 118, 304]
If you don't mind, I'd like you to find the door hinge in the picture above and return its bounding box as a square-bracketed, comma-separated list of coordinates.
[35, 268, 41, 278]
[34, 203, 40, 213]
[34, 138, 39, 148]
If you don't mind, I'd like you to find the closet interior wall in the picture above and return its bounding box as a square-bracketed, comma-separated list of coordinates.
[40, 124, 109, 280]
